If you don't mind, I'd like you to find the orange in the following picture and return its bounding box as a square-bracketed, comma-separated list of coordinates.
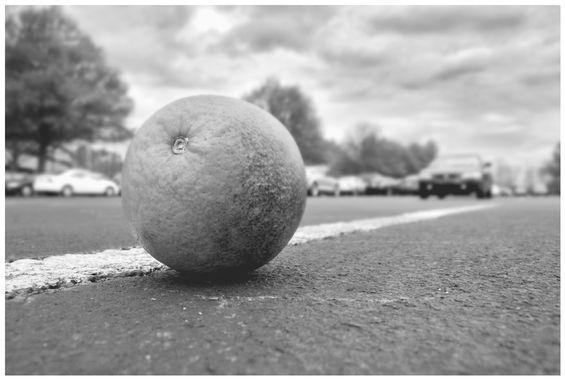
[121, 95, 307, 276]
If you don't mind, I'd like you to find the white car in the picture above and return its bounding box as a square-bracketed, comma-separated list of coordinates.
[305, 165, 340, 196]
[338, 175, 367, 195]
[33, 169, 120, 197]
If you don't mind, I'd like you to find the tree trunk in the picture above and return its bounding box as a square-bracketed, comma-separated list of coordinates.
[37, 122, 51, 173]
[7, 144, 20, 171]
[37, 142, 48, 173]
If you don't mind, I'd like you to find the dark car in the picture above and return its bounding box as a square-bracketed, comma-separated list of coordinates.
[5, 168, 35, 196]
[418, 155, 493, 199]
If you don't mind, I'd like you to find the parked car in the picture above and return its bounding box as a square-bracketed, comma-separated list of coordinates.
[362, 173, 399, 195]
[491, 184, 513, 197]
[113, 172, 122, 187]
[306, 165, 340, 196]
[513, 185, 528, 196]
[418, 154, 493, 199]
[33, 168, 120, 197]
[338, 175, 367, 195]
[529, 182, 549, 196]
[5, 168, 35, 196]
[393, 174, 420, 195]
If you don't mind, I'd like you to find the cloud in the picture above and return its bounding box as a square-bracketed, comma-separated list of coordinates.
[55, 5, 560, 166]
[64, 6, 195, 86]
[519, 69, 560, 87]
[212, 6, 337, 55]
[432, 48, 490, 81]
[318, 46, 387, 70]
[367, 6, 526, 35]
[401, 48, 492, 89]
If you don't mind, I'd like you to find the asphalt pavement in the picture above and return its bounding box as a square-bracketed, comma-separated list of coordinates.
[4, 197, 560, 375]
[6, 195, 481, 261]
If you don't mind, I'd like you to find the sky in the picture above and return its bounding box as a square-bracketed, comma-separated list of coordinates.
[61, 5, 560, 167]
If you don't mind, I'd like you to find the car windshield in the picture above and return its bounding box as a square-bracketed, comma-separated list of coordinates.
[429, 156, 480, 172]
[64, 170, 88, 178]
[306, 167, 328, 177]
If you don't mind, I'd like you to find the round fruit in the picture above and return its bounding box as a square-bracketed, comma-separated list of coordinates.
[121, 95, 307, 276]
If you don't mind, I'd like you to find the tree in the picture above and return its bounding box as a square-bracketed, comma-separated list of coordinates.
[6, 6, 133, 172]
[327, 146, 363, 176]
[542, 142, 560, 194]
[243, 78, 328, 164]
[89, 148, 123, 179]
[329, 123, 437, 178]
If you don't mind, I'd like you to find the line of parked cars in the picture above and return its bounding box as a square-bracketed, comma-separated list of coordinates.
[306, 165, 408, 197]
[5, 168, 120, 197]
[5, 154, 535, 199]
[305, 155, 497, 199]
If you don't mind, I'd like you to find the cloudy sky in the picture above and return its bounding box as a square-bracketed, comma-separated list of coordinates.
[63, 5, 560, 166]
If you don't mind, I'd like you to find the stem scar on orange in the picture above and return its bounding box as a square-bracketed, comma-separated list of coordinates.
[121, 95, 307, 277]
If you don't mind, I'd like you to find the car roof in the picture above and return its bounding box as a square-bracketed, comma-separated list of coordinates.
[63, 168, 94, 175]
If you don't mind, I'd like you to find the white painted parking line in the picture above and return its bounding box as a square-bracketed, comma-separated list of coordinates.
[5, 203, 496, 297]
[288, 204, 495, 245]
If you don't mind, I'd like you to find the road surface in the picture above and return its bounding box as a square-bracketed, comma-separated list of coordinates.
[7, 195, 483, 261]
[5, 196, 560, 375]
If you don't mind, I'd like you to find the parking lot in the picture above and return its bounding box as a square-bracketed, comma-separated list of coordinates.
[5, 195, 560, 375]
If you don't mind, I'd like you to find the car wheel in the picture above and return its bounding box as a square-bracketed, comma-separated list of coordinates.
[482, 185, 493, 199]
[61, 185, 74, 197]
[419, 192, 429, 199]
[437, 193, 446, 199]
[311, 183, 320, 197]
[478, 190, 492, 199]
[21, 185, 33, 197]
[104, 187, 116, 197]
